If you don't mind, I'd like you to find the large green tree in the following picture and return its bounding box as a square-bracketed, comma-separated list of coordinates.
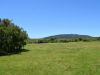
[0, 18, 28, 55]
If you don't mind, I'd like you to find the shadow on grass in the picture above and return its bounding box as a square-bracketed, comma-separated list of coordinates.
[0, 49, 30, 56]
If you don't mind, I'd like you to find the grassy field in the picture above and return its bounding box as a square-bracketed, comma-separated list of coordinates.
[0, 42, 100, 75]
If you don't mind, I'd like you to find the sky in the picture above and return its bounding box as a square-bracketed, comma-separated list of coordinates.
[0, 0, 100, 38]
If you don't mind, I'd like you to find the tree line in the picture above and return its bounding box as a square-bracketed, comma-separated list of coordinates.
[27, 37, 100, 44]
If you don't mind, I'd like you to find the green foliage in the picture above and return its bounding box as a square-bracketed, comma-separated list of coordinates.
[0, 18, 28, 55]
[97, 37, 100, 41]
[27, 37, 97, 44]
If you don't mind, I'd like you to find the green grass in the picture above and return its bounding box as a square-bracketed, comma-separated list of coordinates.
[0, 42, 100, 75]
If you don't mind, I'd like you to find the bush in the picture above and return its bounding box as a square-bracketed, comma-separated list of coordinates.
[97, 37, 100, 41]
[0, 18, 28, 55]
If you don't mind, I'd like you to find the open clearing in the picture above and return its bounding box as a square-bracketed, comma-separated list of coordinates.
[0, 42, 100, 75]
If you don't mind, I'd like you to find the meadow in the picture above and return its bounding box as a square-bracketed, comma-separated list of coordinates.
[0, 42, 100, 75]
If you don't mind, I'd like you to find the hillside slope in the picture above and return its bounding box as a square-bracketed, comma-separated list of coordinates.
[44, 34, 92, 39]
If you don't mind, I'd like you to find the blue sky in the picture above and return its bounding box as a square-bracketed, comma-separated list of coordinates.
[0, 0, 100, 38]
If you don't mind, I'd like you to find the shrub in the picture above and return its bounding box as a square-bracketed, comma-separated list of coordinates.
[0, 18, 28, 55]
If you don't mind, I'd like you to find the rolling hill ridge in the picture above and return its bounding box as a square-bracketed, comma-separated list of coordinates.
[44, 34, 92, 39]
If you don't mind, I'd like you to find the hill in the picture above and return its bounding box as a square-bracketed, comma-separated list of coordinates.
[44, 34, 92, 39]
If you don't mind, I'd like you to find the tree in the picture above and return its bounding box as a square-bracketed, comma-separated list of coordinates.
[97, 37, 100, 41]
[0, 18, 28, 55]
